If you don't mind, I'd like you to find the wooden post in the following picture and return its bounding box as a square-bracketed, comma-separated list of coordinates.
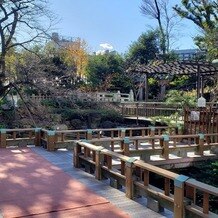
[120, 128, 126, 138]
[174, 175, 189, 218]
[85, 129, 92, 157]
[164, 178, 170, 196]
[47, 130, 56, 151]
[144, 170, 149, 186]
[12, 131, 16, 140]
[129, 129, 133, 137]
[34, 128, 41, 147]
[121, 138, 130, 175]
[125, 157, 137, 199]
[95, 146, 104, 180]
[141, 129, 145, 137]
[111, 141, 114, 151]
[76, 132, 80, 140]
[73, 142, 81, 168]
[185, 185, 196, 204]
[203, 192, 209, 214]
[162, 134, 169, 159]
[123, 137, 130, 156]
[86, 129, 92, 140]
[92, 150, 96, 162]
[149, 126, 155, 148]
[0, 129, 7, 148]
[61, 133, 65, 142]
[97, 131, 101, 139]
[29, 131, 33, 139]
[149, 126, 155, 136]
[106, 155, 112, 169]
[135, 139, 139, 150]
[111, 130, 114, 138]
[196, 133, 204, 156]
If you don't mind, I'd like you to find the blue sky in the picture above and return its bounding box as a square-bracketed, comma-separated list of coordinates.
[49, 0, 199, 54]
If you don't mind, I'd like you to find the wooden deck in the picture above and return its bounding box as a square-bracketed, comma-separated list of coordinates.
[32, 147, 173, 218]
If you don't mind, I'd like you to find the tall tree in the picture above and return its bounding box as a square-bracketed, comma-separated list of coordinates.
[13, 46, 80, 96]
[0, 0, 55, 94]
[173, 0, 218, 59]
[126, 30, 159, 65]
[140, 0, 180, 60]
[125, 31, 161, 101]
[60, 38, 89, 79]
[86, 52, 124, 90]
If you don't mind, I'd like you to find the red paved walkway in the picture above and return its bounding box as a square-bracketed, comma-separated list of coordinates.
[0, 148, 129, 218]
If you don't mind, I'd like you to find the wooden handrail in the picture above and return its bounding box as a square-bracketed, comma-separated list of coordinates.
[3, 128, 36, 132]
[186, 179, 218, 196]
[0, 127, 217, 217]
[75, 139, 218, 217]
[134, 160, 178, 180]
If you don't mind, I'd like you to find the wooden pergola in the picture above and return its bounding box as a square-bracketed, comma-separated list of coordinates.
[128, 60, 218, 101]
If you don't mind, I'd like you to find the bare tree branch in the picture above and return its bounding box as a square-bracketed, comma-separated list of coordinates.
[0, 0, 57, 92]
[140, 0, 181, 58]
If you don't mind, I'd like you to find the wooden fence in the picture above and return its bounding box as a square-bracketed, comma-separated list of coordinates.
[184, 107, 218, 135]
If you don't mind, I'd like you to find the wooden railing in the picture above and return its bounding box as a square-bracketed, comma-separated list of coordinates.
[121, 102, 182, 118]
[0, 128, 41, 148]
[86, 133, 218, 164]
[0, 127, 217, 217]
[40, 126, 177, 151]
[73, 140, 218, 218]
[1, 127, 217, 161]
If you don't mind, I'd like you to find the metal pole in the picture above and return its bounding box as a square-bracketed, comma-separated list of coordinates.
[197, 64, 201, 98]
[201, 76, 204, 96]
[144, 74, 148, 102]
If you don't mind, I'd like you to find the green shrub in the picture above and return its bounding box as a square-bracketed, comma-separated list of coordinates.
[100, 109, 123, 123]
[74, 100, 98, 109]
[41, 99, 57, 107]
[60, 108, 121, 121]
[165, 90, 196, 108]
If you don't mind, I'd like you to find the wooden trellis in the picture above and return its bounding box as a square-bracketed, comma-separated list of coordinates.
[127, 60, 218, 101]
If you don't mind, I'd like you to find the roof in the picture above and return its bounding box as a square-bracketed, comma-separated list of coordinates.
[129, 60, 218, 76]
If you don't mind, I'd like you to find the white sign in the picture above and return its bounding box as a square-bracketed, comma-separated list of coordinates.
[197, 96, 206, 107]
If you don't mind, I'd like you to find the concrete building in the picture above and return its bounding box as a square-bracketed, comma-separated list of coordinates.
[51, 32, 75, 49]
[173, 49, 206, 60]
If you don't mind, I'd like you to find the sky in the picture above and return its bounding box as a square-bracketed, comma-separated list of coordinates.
[49, 0, 200, 54]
